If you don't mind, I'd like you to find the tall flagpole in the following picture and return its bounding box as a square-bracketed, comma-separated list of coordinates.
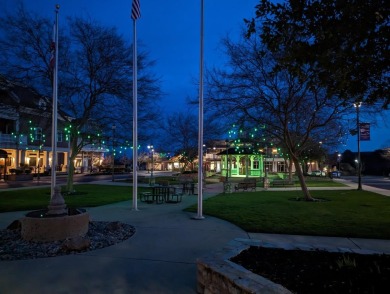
[51, 4, 60, 198]
[131, 0, 140, 210]
[195, 0, 205, 219]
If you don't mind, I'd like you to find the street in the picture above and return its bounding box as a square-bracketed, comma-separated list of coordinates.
[342, 175, 390, 191]
[2, 173, 390, 191]
[0, 171, 176, 190]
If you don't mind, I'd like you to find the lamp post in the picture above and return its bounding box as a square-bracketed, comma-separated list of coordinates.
[147, 144, 154, 186]
[225, 140, 229, 182]
[272, 148, 278, 173]
[354, 102, 362, 190]
[264, 146, 268, 178]
[202, 144, 206, 187]
[37, 128, 42, 183]
[111, 124, 116, 182]
[337, 153, 341, 171]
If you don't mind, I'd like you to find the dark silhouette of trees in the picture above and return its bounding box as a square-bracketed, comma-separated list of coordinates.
[161, 110, 223, 171]
[246, 0, 389, 108]
[0, 5, 162, 191]
[162, 112, 198, 171]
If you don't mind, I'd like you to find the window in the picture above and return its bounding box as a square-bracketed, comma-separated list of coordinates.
[265, 162, 273, 172]
[253, 158, 259, 169]
[57, 131, 63, 142]
[277, 161, 286, 172]
[38, 98, 47, 110]
[34, 128, 42, 141]
[231, 158, 237, 168]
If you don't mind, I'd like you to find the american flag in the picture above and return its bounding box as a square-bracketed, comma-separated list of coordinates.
[131, 0, 141, 20]
[49, 23, 55, 70]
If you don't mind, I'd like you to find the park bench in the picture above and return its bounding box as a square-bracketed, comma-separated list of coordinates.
[234, 181, 257, 192]
[271, 179, 294, 187]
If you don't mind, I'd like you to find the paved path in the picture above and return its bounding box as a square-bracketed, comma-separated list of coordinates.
[1, 179, 389, 293]
[0, 183, 249, 294]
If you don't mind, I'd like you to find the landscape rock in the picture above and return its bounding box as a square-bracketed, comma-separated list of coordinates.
[6, 220, 21, 230]
[61, 236, 91, 252]
[0, 221, 136, 261]
[105, 221, 122, 231]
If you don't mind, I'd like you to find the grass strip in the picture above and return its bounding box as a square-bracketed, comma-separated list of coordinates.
[0, 184, 141, 212]
[186, 189, 390, 239]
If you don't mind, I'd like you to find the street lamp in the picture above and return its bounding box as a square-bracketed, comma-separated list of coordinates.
[264, 146, 268, 178]
[202, 144, 206, 187]
[37, 128, 42, 183]
[354, 102, 362, 190]
[225, 140, 229, 182]
[147, 144, 154, 185]
[337, 153, 341, 171]
[111, 124, 116, 182]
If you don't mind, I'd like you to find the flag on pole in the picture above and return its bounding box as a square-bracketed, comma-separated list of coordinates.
[50, 4, 60, 199]
[131, 0, 140, 210]
[49, 23, 56, 70]
[359, 123, 371, 141]
[131, 0, 141, 20]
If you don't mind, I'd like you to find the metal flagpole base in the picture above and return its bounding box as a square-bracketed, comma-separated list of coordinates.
[192, 215, 205, 220]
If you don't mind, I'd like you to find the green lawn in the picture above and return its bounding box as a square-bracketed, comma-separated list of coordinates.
[0, 184, 142, 212]
[2, 182, 390, 240]
[186, 189, 390, 239]
[301, 179, 346, 187]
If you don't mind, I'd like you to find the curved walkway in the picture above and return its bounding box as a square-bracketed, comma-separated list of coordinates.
[1, 180, 389, 293]
[0, 183, 248, 293]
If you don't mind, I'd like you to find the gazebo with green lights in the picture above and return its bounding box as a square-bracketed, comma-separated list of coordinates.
[218, 145, 265, 179]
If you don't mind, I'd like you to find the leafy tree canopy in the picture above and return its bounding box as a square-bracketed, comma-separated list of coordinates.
[246, 0, 389, 108]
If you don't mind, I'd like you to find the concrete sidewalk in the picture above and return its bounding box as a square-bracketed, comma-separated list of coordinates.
[1, 180, 390, 293]
[0, 184, 249, 294]
[335, 178, 390, 196]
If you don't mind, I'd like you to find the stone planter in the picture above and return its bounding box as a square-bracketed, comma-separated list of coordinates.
[197, 239, 292, 294]
[21, 209, 90, 242]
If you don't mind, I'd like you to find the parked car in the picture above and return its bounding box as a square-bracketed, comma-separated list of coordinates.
[330, 171, 342, 178]
[309, 170, 326, 177]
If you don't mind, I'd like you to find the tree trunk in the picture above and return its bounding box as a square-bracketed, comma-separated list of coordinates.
[66, 160, 75, 192]
[66, 138, 78, 192]
[291, 155, 314, 201]
[286, 158, 293, 181]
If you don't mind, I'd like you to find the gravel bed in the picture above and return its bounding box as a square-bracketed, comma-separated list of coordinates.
[0, 221, 136, 261]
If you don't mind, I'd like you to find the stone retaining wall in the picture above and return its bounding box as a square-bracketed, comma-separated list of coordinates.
[196, 239, 292, 294]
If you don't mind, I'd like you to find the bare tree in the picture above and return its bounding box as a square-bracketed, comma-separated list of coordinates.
[161, 111, 198, 171]
[60, 17, 161, 191]
[0, 6, 162, 191]
[160, 108, 224, 172]
[206, 36, 351, 200]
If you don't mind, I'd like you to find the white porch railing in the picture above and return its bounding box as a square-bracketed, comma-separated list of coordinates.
[0, 133, 28, 147]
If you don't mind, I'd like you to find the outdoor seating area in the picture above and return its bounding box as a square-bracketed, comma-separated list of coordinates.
[139, 186, 183, 204]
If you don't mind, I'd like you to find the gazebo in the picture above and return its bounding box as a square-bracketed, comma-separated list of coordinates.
[218, 147, 264, 179]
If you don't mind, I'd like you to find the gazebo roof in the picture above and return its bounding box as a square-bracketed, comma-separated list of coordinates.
[216, 147, 263, 156]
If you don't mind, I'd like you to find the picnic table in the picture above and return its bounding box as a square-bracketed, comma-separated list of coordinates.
[140, 186, 182, 204]
[182, 182, 195, 195]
